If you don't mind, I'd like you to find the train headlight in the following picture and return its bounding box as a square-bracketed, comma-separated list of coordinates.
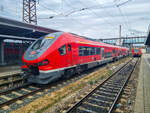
[38, 59, 49, 66]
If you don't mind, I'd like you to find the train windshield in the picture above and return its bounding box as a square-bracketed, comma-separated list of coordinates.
[24, 32, 63, 61]
[134, 48, 139, 53]
[31, 34, 56, 50]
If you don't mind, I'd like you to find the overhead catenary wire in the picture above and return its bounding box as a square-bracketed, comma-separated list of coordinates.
[65, 0, 125, 37]
[92, 0, 132, 37]
[38, 1, 88, 19]
[113, 0, 132, 33]
[62, 0, 89, 25]
[93, 0, 122, 25]
[38, 0, 87, 26]
[38, 0, 132, 37]
[75, 0, 119, 36]
[83, 0, 133, 37]
[31, 0, 140, 38]
[34, 0, 134, 38]
[37, 0, 87, 34]
[37, 3, 59, 14]
[80, 0, 119, 28]
[38, 0, 131, 30]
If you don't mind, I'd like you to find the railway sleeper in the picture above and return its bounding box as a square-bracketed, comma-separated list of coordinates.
[80, 102, 108, 113]
[105, 82, 122, 86]
[101, 86, 120, 91]
[99, 87, 118, 93]
[77, 106, 96, 113]
[96, 90, 116, 98]
[103, 84, 123, 89]
[87, 97, 112, 107]
[85, 102, 109, 110]
[93, 93, 115, 100]
[95, 91, 117, 98]
[91, 94, 114, 102]
[104, 84, 123, 89]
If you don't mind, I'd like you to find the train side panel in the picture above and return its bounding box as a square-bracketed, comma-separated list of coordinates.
[22, 32, 129, 84]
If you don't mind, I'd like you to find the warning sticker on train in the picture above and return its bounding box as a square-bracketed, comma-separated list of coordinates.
[45, 36, 55, 39]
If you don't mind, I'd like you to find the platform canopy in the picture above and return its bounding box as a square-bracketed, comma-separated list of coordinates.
[0, 16, 60, 40]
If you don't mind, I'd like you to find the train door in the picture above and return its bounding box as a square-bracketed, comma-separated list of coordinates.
[58, 44, 68, 67]
[67, 44, 73, 66]
[72, 43, 78, 65]
[101, 48, 104, 60]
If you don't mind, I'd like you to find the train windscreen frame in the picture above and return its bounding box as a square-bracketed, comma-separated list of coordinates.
[24, 32, 63, 61]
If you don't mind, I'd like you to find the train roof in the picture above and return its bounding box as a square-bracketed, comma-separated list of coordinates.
[67, 32, 128, 50]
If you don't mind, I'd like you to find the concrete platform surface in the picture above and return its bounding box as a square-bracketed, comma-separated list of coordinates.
[134, 54, 150, 113]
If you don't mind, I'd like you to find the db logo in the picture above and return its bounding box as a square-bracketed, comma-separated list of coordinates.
[31, 51, 35, 55]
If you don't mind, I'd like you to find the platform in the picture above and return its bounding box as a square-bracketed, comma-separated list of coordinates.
[134, 54, 150, 113]
[0, 65, 21, 77]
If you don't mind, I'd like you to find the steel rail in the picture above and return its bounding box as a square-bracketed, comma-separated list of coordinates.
[0, 73, 21, 80]
[0, 83, 31, 96]
[0, 78, 26, 87]
[66, 58, 136, 113]
[0, 89, 42, 108]
[108, 58, 139, 113]
[0, 58, 132, 109]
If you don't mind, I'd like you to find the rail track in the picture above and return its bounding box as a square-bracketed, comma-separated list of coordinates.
[0, 58, 121, 94]
[0, 57, 130, 111]
[0, 65, 108, 110]
[0, 76, 79, 109]
[66, 58, 138, 113]
[0, 73, 27, 91]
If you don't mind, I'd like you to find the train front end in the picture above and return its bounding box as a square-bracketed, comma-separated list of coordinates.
[22, 32, 63, 84]
[132, 48, 141, 57]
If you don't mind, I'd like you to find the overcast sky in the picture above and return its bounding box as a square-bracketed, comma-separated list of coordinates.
[0, 0, 150, 39]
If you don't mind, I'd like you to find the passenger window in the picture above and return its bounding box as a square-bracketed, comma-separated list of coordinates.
[59, 45, 66, 56]
[79, 46, 101, 56]
[68, 44, 71, 51]
[96, 48, 100, 54]
[79, 46, 83, 56]
[91, 47, 95, 55]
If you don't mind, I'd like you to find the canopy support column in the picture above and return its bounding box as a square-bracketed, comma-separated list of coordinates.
[0, 39, 5, 65]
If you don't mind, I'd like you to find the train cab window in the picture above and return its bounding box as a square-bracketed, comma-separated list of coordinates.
[31, 39, 42, 50]
[59, 45, 66, 56]
[134, 48, 139, 53]
[31, 36, 56, 50]
[68, 44, 71, 51]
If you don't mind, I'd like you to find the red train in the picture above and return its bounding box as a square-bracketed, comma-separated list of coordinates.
[131, 48, 141, 57]
[22, 32, 129, 84]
